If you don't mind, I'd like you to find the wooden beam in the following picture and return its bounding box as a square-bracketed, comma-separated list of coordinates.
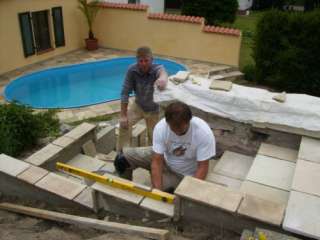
[0, 202, 169, 240]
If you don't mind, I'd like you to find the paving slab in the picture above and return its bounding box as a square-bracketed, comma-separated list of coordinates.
[64, 122, 96, 140]
[175, 176, 243, 213]
[98, 162, 116, 174]
[17, 165, 49, 184]
[82, 140, 97, 157]
[291, 159, 320, 197]
[206, 173, 242, 190]
[209, 80, 232, 91]
[0, 154, 30, 177]
[52, 136, 75, 148]
[96, 151, 117, 162]
[258, 143, 297, 162]
[238, 194, 285, 226]
[298, 136, 320, 163]
[283, 191, 320, 239]
[25, 143, 62, 166]
[240, 180, 289, 204]
[139, 197, 174, 217]
[73, 187, 94, 209]
[35, 173, 86, 200]
[246, 155, 295, 191]
[214, 151, 254, 180]
[133, 168, 152, 187]
[67, 154, 105, 173]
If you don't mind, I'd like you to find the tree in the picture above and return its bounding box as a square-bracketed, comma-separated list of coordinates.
[181, 0, 238, 25]
[78, 0, 100, 39]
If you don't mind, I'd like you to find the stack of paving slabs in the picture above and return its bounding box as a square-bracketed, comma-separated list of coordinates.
[169, 71, 190, 85]
[209, 80, 233, 91]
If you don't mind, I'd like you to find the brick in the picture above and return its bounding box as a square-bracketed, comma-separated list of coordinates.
[35, 173, 86, 200]
[0, 154, 30, 177]
[17, 166, 48, 184]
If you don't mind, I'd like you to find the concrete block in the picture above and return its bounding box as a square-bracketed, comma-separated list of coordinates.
[96, 126, 116, 154]
[206, 173, 242, 190]
[35, 173, 86, 200]
[73, 187, 94, 209]
[0, 154, 30, 177]
[82, 140, 97, 157]
[291, 159, 320, 197]
[214, 151, 254, 180]
[238, 194, 285, 226]
[52, 136, 75, 148]
[258, 143, 297, 162]
[298, 136, 320, 163]
[98, 162, 115, 174]
[67, 154, 105, 173]
[175, 176, 243, 213]
[283, 191, 320, 239]
[209, 80, 232, 91]
[25, 144, 62, 166]
[17, 166, 48, 184]
[246, 155, 295, 191]
[240, 180, 289, 205]
[140, 197, 174, 217]
[133, 168, 151, 187]
[64, 122, 96, 140]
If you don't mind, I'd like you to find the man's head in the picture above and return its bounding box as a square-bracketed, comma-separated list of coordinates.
[165, 101, 192, 136]
[136, 46, 153, 73]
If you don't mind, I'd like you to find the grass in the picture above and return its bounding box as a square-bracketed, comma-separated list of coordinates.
[69, 112, 119, 126]
[223, 11, 266, 69]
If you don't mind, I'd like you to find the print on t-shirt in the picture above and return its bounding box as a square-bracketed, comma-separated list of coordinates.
[169, 141, 191, 157]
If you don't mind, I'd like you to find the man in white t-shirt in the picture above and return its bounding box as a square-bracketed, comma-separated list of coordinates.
[114, 101, 216, 192]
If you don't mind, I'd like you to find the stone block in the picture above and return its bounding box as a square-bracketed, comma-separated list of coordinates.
[206, 173, 242, 190]
[132, 123, 147, 147]
[52, 136, 75, 148]
[246, 155, 295, 191]
[240, 180, 289, 205]
[96, 151, 117, 162]
[283, 191, 320, 239]
[0, 154, 30, 177]
[291, 159, 320, 197]
[258, 143, 297, 162]
[82, 140, 97, 157]
[96, 126, 116, 154]
[64, 122, 96, 140]
[272, 92, 286, 103]
[214, 151, 254, 180]
[133, 168, 151, 187]
[98, 162, 115, 174]
[209, 80, 232, 91]
[17, 166, 48, 184]
[238, 194, 285, 226]
[67, 154, 105, 173]
[140, 197, 174, 217]
[73, 187, 94, 209]
[25, 144, 62, 166]
[298, 136, 320, 163]
[175, 176, 243, 213]
[35, 173, 86, 200]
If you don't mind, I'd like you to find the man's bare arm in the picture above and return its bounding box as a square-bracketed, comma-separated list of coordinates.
[156, 68, 168, 91]
[194, 160, 209, 180]
[151, 153, 164, 190]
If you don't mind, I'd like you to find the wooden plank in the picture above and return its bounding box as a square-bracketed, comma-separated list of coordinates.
[0, 202, 169, 240]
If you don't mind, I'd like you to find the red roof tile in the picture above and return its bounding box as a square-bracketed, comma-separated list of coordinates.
[202, 25, 241, 36]
[99, 2, 148, 11]
[148, 13, 204, 24]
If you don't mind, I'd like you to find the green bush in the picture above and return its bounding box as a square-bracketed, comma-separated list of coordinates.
[253, 10, 320, 96]
[181, 0, 238, 25]
[242, 64, 256, 82]
[0, 102, 60, 157]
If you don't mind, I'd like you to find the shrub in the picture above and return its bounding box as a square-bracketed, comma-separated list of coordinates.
[253, 10, 320, 96]
[242, 64, 256, 82]
[0, 102, 60, 157]
[181, 0, 238, 25]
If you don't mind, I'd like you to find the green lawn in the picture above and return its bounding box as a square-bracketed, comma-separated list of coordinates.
[223, 11, 266, 69]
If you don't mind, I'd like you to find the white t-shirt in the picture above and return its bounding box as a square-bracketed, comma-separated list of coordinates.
[153, 117, 216, 176]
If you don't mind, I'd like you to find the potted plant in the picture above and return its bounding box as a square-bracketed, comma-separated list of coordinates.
[78, 0, 100, 50]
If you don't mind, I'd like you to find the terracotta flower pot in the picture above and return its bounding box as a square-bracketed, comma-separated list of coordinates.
[85, 38, 98, 51]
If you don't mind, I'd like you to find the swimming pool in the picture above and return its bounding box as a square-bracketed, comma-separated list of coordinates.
[4, 57, 187, 109]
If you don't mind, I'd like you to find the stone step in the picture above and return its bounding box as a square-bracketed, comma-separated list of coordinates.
[208, 65, 234, 77]
[258, 143, 298, 163]
[298, 136, 320, 163]
[213, 151, 254, 180]
[246, 154, 295, 191]
[66, 154, 106, 174]
[0, 154, 31, 177]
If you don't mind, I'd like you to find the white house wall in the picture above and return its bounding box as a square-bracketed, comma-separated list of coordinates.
[140, 0, 164, 13]
[238, 0, 253, 10]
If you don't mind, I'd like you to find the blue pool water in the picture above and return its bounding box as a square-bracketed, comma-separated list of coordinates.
[4, 57, 187, 109]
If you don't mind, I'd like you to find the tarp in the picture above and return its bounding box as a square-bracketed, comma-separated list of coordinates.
[155, 76, 320, 132]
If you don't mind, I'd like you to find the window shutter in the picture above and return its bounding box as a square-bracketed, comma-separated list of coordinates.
[52, 7, 65, 47]
[18, 12, 35, 57]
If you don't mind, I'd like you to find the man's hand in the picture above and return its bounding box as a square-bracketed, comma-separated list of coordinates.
[155, 68, 168, 91]
[151, 153, 164, 190]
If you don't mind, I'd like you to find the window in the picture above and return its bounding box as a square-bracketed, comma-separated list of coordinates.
[128, 0, 140, 3]
[52, 7, 65, 47]
[18, 12, 35, 57]
[18, 7, 65, 57]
